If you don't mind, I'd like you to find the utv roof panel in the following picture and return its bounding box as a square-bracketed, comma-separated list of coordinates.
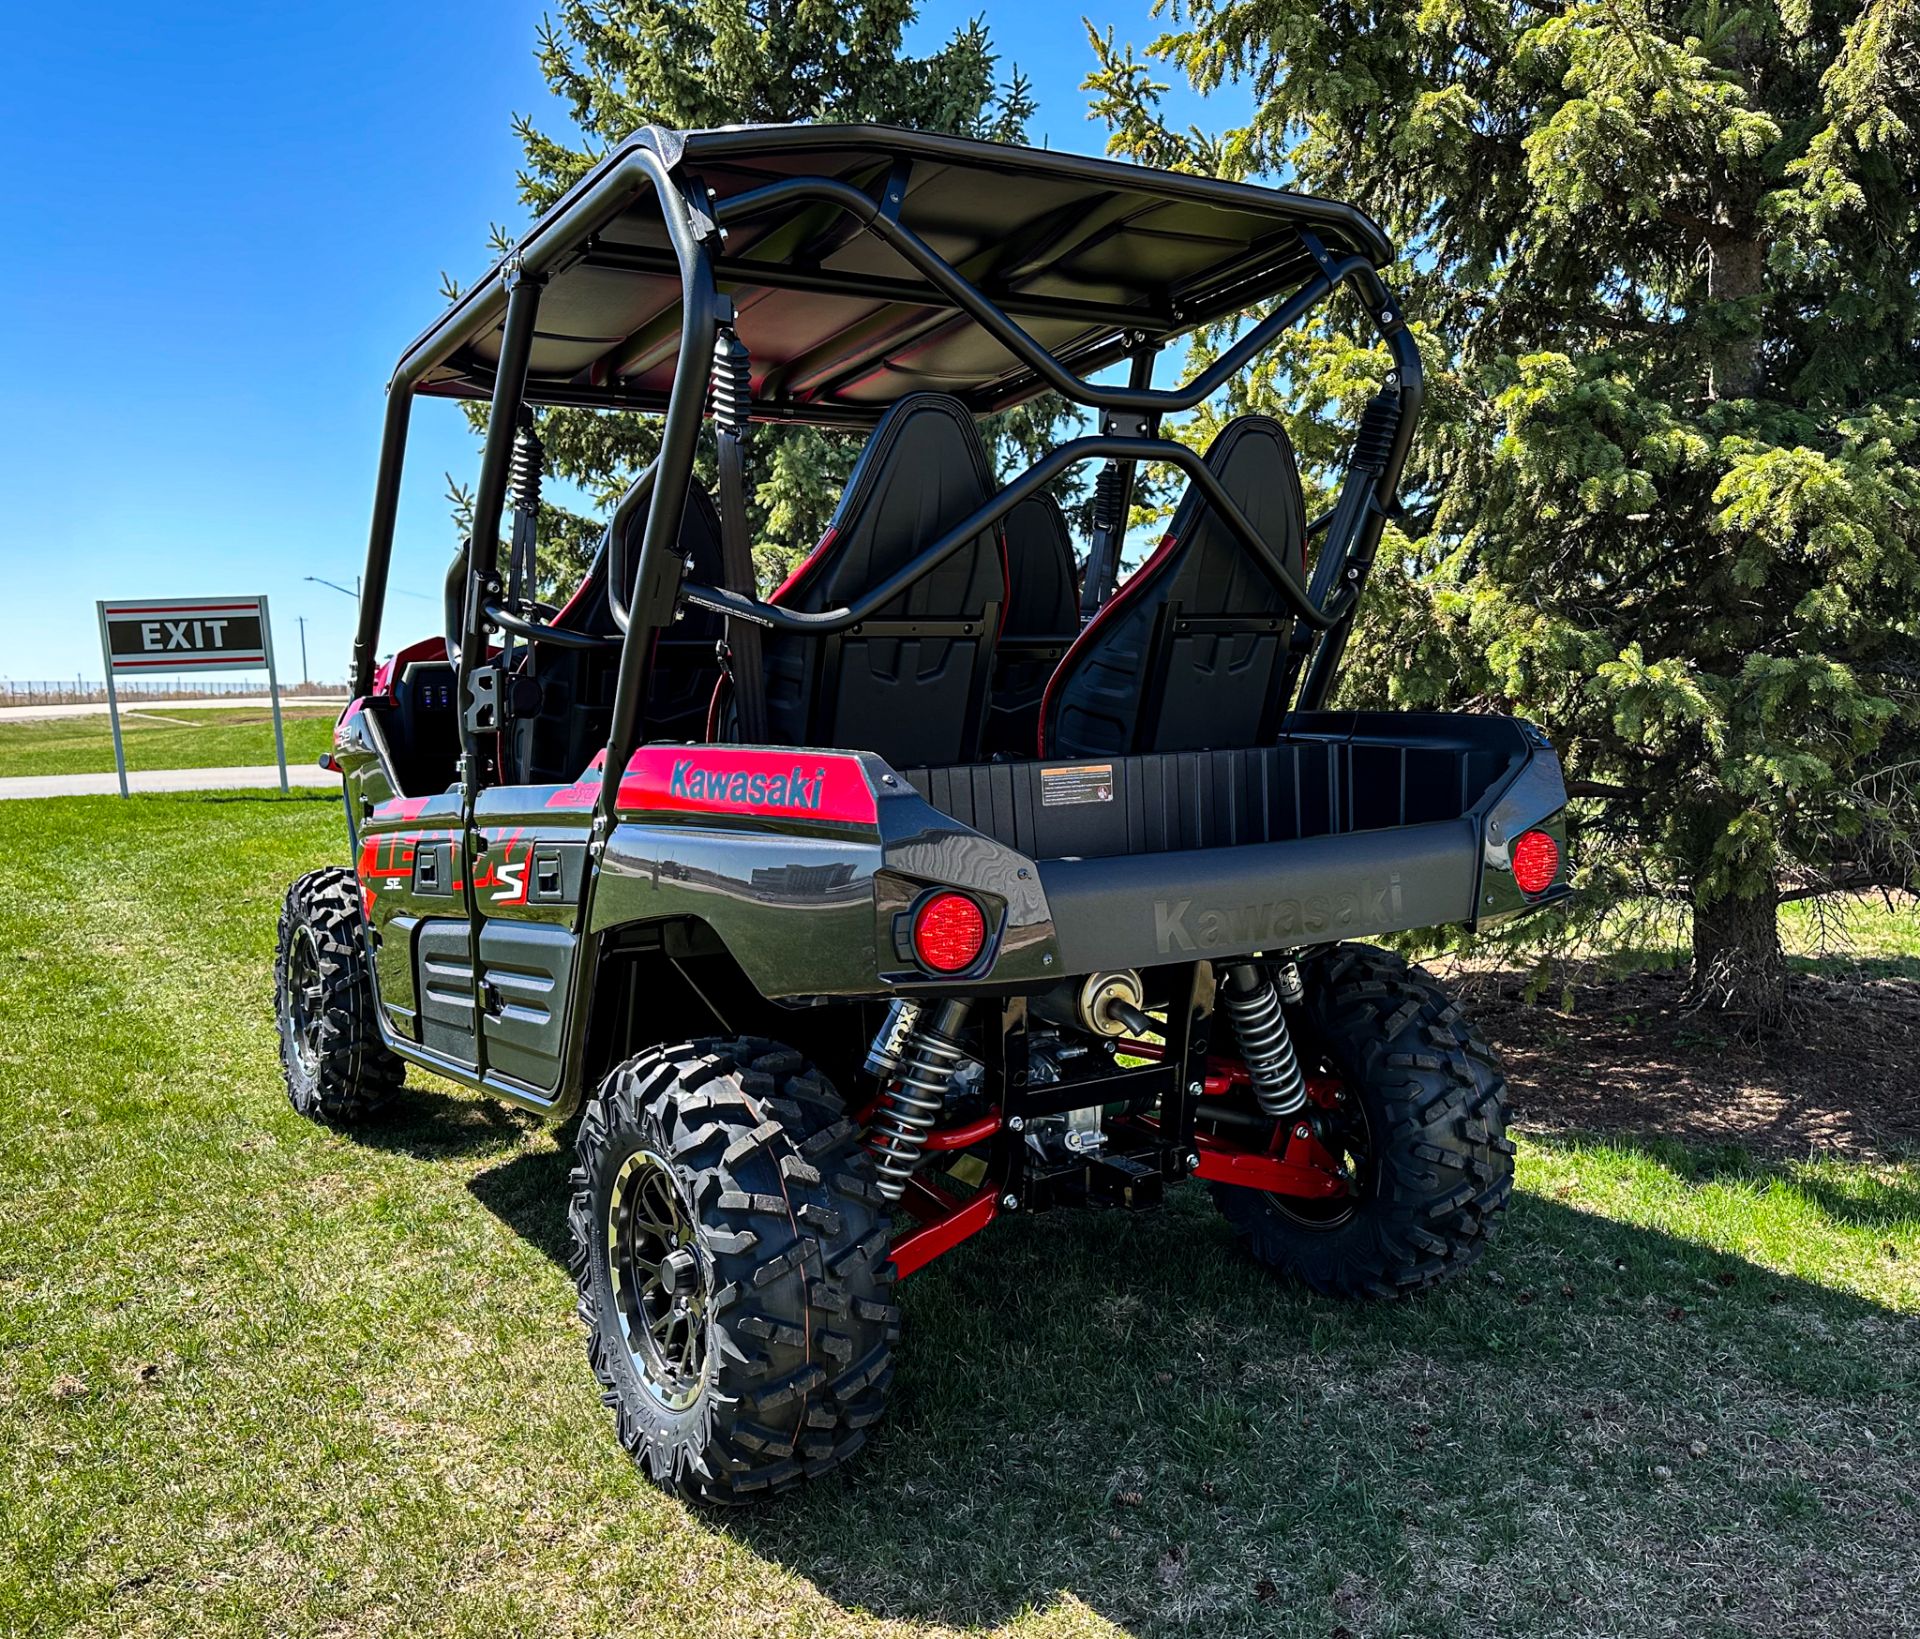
[400, 123, 1393, 423]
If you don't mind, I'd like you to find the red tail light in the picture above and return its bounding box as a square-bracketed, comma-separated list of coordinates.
[911, 891, 987, 973]
[1511, 829, 1560, 895]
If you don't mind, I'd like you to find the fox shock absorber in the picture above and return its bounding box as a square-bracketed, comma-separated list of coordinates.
[507, 418, 543, 518]
[1219, 961, 1307, 1117]
[863, 998, 973, 1202]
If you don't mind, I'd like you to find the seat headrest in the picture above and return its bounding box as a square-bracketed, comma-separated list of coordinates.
[1155, 414, 1306, 597]
[774, 393, 1002, 616]
[1002, 494, 1078, 639]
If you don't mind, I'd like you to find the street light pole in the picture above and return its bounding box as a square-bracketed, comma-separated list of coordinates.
[297, 616, 309, 685]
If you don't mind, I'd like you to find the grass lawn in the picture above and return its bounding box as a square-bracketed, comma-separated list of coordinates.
[0, 706, 337, 778]
[1, 794, 1916, 1637]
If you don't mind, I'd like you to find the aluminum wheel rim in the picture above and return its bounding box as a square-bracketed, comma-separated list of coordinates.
[606, 1149, 710, 1411]
[285, 926, 326, 1077]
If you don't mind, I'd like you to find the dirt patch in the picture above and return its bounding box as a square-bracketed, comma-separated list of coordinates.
[1446, 963, 1920, 1158]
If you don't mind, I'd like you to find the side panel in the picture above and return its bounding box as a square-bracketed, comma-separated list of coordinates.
[470, 797, 595, 1095]
[373, 913, 420, 1036]
[354, 800, 466, 1048]
[593, 826, 885, 995]
[590, 747, 1067, 1000]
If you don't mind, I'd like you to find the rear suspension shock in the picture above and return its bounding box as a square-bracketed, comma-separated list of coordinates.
[863, 998, 973, 1202]
[1219, 961, 1306, 1117]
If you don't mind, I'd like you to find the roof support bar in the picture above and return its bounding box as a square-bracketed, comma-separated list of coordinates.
[458, 268, 546, 680]
[594, 165, 722, 832]
[712, 176, 1372, 416]
[351, 387, 413, 696]
[354, 138, 687, 693]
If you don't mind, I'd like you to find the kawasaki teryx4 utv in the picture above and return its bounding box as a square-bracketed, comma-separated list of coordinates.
[277, 123, 1570, 1501]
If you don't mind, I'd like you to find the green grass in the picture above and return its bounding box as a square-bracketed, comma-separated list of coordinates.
[0, 706, 337, 778]
[2, 794, 1917, 1637]
[1780, 894, 1920, 977]
[1602, 896, 1920, 974]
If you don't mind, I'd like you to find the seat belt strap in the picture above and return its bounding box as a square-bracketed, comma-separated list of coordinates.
[713, 329, 768, 744]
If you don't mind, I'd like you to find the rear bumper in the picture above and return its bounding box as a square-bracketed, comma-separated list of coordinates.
[591, 712, 1569, 999]
[925, 709, 1572, 974]
[1040, 817, 1479, 970]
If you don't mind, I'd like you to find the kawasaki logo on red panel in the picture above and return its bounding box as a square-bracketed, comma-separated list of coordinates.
[668, 759, 824, 809]
[547, 746, 877, 825]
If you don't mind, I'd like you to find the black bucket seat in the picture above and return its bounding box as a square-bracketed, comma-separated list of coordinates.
[1039, 415, 1306, 758]
[754, 392, 1005, 769]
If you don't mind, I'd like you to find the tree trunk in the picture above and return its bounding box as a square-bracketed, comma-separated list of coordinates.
[1691, 880, 1787, 1031]
[1707, 234, 1765, 400]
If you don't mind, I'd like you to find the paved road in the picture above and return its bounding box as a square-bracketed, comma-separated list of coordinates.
[0, 696, 346, 721]
[0, 764, 340, 801]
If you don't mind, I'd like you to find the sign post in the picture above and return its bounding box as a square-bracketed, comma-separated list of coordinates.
[259, 595, 289, 793]
[94, 603, 132, 799]
[95, 596, 286, 796]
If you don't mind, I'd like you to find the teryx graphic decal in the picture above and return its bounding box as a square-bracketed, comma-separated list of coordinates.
[353, 828, 536, 909]
[355, 832, 427, 913]
[472, 829, 534, 907]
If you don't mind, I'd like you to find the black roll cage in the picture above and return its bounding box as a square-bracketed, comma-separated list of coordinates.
[350, 126, 1424, 839]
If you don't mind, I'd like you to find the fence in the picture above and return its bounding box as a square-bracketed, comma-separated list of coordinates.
[2, 679, 348, 707]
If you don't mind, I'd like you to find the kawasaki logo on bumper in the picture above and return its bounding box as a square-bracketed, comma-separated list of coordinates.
[669, 759, 824, 810]
[1154, 874, 1405, 953]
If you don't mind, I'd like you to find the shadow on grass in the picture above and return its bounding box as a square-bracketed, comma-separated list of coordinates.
[1788, 952, 1920, 982]
[342, 1086, 542, 1162]
[466, 1143, 576, 1267]
[461, 1136, 1917, 1637]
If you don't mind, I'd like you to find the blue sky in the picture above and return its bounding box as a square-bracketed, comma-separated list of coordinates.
[0, 2, 1242, 685]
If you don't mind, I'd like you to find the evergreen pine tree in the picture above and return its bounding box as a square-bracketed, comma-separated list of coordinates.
[1088, 0, 1920, 1023]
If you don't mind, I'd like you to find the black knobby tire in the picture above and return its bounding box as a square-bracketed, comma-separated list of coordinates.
[1209, 943, 1514, 1298]
[274, 866, 405, 1123]
[569, 1037, 897, 1502]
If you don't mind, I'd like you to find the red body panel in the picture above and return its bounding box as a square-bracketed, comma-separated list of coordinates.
[544, 745, 879, 825]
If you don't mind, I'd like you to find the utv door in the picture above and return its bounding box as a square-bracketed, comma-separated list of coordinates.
[468, 790, 592, 1097]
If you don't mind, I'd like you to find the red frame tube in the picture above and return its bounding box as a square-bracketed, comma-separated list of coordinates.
[1113, 1038, 1252, 1098]
[922, 1110, 1001, 1151]
[890, 1188, 997, 1280]
[878, 1059, 1356, 1278]
[1188, 1128, 1349, 1199]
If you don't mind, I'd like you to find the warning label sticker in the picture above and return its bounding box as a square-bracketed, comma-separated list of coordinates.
[1040, 763, 1115, 807]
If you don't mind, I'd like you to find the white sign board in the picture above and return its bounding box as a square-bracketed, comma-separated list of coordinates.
[99, 596, 272, 672]
[94, 595, 287, 797]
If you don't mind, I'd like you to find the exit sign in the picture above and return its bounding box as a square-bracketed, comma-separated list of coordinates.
[92, 594, 291, 797]
[98, 597, 271, 672]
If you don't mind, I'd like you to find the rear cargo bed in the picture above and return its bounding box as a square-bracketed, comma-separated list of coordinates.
[906, 712, 1527, 859]
[904, 712, 1560, 970]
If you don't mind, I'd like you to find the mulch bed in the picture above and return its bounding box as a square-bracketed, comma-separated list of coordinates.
[1443, 962, 1920, 1159]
